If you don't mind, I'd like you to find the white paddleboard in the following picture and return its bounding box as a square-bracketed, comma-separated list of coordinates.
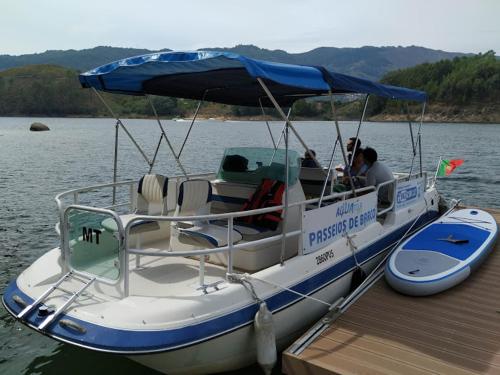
[385, 208, 498, 296]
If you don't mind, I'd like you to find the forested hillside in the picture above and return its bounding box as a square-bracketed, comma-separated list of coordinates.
[0, 53, 498, 122]
[373, 51, 500, 122]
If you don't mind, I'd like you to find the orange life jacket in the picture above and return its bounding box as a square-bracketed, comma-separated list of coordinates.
[241, 178, 285, 230]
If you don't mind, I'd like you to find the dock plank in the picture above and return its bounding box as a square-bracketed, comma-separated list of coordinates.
[283, 208, 500, 374]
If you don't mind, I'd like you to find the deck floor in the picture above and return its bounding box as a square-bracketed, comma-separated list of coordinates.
[283, 207, 500, 375]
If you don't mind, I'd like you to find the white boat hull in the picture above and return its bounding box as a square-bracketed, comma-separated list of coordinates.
[3, 188, 440, 375]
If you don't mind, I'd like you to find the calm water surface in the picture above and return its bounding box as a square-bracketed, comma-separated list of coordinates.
[0, 117, 499, 374]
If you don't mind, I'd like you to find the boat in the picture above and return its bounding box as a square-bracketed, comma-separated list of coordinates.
[2, 51, 441, 374]
[385, 208, 498, 296]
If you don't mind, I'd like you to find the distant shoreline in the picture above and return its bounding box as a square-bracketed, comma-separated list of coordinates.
[1, 114, 499, 124]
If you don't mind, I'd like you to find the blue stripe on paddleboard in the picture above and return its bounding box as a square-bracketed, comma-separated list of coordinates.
[402, 223, 490, 261]
[388, 230, 498, 284]
[2, 211, 438, 354]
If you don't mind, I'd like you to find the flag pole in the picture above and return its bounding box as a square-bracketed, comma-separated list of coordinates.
[432, 156, 442, 187]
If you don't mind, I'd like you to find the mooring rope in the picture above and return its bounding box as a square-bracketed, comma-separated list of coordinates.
[228, 273, 331, 308]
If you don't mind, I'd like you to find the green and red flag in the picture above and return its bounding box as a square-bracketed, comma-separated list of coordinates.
[437, 159, 464, 176]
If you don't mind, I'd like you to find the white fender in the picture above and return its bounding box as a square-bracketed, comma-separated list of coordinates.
[254, 302, 277, 375]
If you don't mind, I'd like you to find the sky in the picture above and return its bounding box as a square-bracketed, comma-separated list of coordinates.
[1, 0, 499, 56]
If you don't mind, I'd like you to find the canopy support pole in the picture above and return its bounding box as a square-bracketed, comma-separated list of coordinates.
[273, 107, 292, 151]
[407, 103, 417, 176]
[328, 91, 356, 196]
[256, 79, 295, 266]
[91, 88, 152, 167]
[408, 101, 426, 176]
[177, 93, 206, 159]
[418, 102, 426, 175]
[259, 98, 277, 149]
[349, 94, 369, 168]
[112, 121, 119, 205]
[146, 95, 189, 178]
[270, 107, 292, 165]
[257, 79, 325, 174]
[318, 135, 340, 207]
[280, 121, 290, 265]
[149, 134, 163, 173]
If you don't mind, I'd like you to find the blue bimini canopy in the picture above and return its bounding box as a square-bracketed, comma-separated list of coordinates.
[79, 51, 427, 107]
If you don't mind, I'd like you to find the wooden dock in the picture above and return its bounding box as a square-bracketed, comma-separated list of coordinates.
[283, 208, 500, 375]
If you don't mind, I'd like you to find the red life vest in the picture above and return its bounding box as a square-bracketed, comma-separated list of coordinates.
[241, 179, 285, 230]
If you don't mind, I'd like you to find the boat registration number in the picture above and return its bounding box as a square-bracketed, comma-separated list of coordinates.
[316, 249, 335, 265]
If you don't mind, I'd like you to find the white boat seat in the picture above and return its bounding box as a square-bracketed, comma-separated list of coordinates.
[101, 174, 168, 236]
[136, 174, 169, 215]
[171, 179, 242, 248]
[101, 214, 160, 235]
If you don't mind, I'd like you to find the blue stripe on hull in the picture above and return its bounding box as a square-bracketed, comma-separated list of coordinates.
[2, 210, 439, 353]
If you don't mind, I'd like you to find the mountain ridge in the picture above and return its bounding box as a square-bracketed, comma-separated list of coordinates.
[0, 44, 470, 81]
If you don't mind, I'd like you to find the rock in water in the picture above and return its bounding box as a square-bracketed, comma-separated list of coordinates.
[30, 122, 50, 131]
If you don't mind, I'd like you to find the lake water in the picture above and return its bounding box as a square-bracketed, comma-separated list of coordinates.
[1, 117, 499, 374]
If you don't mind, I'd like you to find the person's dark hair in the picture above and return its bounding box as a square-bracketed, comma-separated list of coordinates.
[349, 137, 361, 147]
[305, 149, 316, 158]
[362, 147, 378, 164]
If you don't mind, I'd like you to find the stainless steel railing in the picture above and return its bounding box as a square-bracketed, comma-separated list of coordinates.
[56, 171, 430, 298]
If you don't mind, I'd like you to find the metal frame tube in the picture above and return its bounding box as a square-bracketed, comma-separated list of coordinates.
[177, 93, 206, 159]
[348, 94, 369, 168]
[227, 217, 234, 274]
[91, 88, 152, 166]
[418, 102, 426, 175]
[149, 134, 163, 173]
[328, 92, 356, 195]
[280, 122, 290, 265]
[409, 101, 426, 175]
[259, 98, 277, 148]
[257, 79, 326, 174]
[273, 107, 292, 151]
[318, 136, 340, 207]
[112, 121, 119, 205]
[146, 95, 189, 178]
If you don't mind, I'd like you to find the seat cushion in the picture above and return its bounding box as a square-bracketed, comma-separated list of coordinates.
[101, 214, 160, 234]
[179, 224, 242, 247]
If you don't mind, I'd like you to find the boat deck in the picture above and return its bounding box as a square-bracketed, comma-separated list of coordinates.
[283, 207, 500, 375]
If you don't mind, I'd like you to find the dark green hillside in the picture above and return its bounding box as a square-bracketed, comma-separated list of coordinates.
[382, 51, 500, 104]
[0, 65, 101, 116]
[0, 52, 498, 122]
[372, 51, 500, 122]
[0, 65, 183, 117]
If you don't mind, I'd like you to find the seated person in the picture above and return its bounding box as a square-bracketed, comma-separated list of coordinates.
[222, 154, 248, 172]
[336, 137, 362, 172]
[362, 147, 394, 203]
[347, 137, 362, 160]
[301, 149, 318, 168]
[331, 148, 367, 193]
[342, 147, 367, 188]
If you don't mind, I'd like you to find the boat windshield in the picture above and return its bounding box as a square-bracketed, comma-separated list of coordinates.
[216, 147, 300, 185]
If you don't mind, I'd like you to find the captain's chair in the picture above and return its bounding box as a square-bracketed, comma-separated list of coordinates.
[136, 174, 169, 215]
[101, 174, 168, 261]
[171, 179, 242, 249]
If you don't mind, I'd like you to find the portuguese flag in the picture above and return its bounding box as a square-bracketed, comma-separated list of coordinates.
[437, 159, 464, 176]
